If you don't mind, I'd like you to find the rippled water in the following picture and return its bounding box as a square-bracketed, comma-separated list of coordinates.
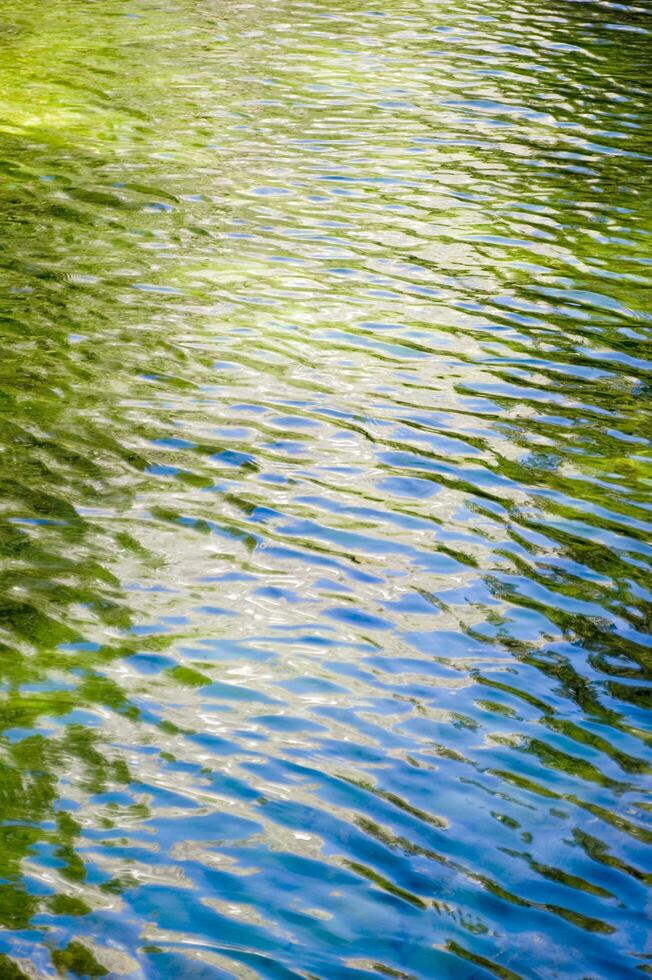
[0, 0, 651, 976]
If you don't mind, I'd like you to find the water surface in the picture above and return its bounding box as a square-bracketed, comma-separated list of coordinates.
[0, 0, 651, 976]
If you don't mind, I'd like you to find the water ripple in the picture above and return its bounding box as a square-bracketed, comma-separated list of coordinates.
[0, 0, 650, 976]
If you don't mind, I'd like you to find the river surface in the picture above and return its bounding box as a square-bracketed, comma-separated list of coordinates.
[0, 0, 651, 976]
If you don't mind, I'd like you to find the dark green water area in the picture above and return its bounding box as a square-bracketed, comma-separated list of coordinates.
[0, 0, 650, 976]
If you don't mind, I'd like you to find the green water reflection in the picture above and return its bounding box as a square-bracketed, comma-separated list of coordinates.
[0, 0, 650, 976]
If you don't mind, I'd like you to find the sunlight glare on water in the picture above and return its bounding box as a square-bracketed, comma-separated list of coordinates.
[0, 0, 650, 976]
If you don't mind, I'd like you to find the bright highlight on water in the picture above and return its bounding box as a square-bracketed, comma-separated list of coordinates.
[0, 0, 650, 976]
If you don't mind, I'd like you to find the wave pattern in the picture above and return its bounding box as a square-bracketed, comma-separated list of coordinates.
[0, 0, 650, 976]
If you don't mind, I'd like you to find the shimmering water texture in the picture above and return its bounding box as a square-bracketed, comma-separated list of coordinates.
[0, 0, 651, 976]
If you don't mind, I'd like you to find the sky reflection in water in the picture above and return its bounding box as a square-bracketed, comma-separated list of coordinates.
[0, 0, 650, 976]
